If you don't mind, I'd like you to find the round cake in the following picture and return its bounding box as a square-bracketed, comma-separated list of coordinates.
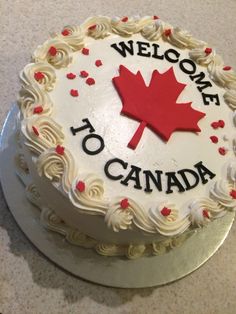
[16, 16, 236, 259]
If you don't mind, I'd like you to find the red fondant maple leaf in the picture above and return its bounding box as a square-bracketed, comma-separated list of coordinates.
[113, 65, 206, 149]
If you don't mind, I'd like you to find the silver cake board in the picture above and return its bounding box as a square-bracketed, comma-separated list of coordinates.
[0, 105, 234, 288]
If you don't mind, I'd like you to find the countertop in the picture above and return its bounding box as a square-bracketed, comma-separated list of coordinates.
[0, 1, 236, 313]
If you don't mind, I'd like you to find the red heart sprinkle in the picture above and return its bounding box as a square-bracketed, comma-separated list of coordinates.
[230, 189, 236, 199]
[61, 29, 70, 36]
[164, 29, 172, 37]
[210, 135, 218, 143]
[205, 47, 212, 55]
[95, 59, 103, 67]
[86, 77, 95, 85]
[88, 24, 97, 30]
[223, 66, 232, 71]
[218, 147, 227, 155]
[120, 198, 129, 209]
[67, 72, 76, 79]
[33, 106, 43, 114]
[153, 15, 159, 20]
[202, 209, 210, 219]
[82, 48, 89, 55]
[161, 207, 171, 216]
[218, 120, 225, 128]
[48, 46, 57, 56]
[55, 145, 65, 155]
[32, 126, 39, 136]
[211, 121, 219, 129]
[121, 16, 128, 22]
[70, 89, 79, 97]
[34, 71, 45, 81]
[80, 70, 89, 78]
[76, 180, 85, 192]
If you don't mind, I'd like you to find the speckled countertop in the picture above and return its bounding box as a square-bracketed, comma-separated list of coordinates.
[1, 1, 236, 313]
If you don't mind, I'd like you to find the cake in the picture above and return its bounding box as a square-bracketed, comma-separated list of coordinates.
[16, 16, 236, 259]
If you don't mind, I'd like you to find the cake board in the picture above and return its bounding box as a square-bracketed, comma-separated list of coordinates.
[0, 104, 234, 288]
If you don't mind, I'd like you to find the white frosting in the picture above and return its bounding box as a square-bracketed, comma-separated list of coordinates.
[111, 16, 138, 36]
[224, 89, 236, 110]
[189, 46, 216, 66]
[210, 180, 236, 210]
[83, 16, 112, 39]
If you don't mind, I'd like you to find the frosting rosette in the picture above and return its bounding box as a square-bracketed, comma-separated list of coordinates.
[208, 56, 236, 88]
[149, 202, 190, 236]
[33, 38, 73, 68]
[21, 116, 64, 155]
[141, 19, 166, 41]
[18, 84, 53, 118]
[210, 180, 236, 210]
[83, 16, 112, 39]
[20, 62, 56, 92]
[111, 16, 138, 37]
[69, 174, 108, 215]
[37, 147, 77, 193]
[189, 46, 216, 66]
[189, 197, 223, 227]
[53, 25, 84, 50]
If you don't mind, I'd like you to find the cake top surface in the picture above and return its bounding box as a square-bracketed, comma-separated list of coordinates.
[18, 16, 236, 235]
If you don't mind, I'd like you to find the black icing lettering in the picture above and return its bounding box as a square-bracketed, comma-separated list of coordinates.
[121, 165, 142, 189]
[143, 170, 163, 192]
[166, 172, 185, 194]
[110, 40, 134, 58]
[164, 49, 180, 63]
[194, 161, 216, 184]
[177, 169, 199, 191]
[70, 118, 95, 136]
[137, 41, 151, 57]
[202, 93, 220, 106]
[151, 43, 164, 59]
[82, 134, 104, 155]
[104, 158, 128, 180]
[190, 72, 212, 92]
[179, 58, 196, 75]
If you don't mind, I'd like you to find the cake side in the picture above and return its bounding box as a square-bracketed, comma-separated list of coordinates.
[16, 16, 236, 258]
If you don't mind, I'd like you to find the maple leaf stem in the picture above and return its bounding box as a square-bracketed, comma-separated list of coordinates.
[128, 121, 147, 149]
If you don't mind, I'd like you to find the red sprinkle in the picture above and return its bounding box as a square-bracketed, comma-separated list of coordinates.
[218, 147, 227, 155]
[76, 180, 85, 192]
[210, 135, 218, 143]
[164, 29, 172, 37]
[34, 71, 45, 81]
[32, 126, 39, 136]
[230, 189, 236, 199]
[80, 70, 89, 78]
[218, 120, 225, 128]
[61, 29, 70, 36]
[120, 198, 129, 209]
[153, 15, 159, 20]
[95, 59, 103, 67]
[82, 48, 89, 55]
[211, 121, 219, 129]
[205, 47, 212, 55]
[48, 46, 57, 56]
[121, 16, 128, 22]
[203, 209, 210, 219]
[223, 66, 232, 71]
[33, 106, 43, 114]
[66, 72, 76, 79]
[88, 24, 97, 30]
[55, 145, 65, 155]
[86, 77, 95, 85]
[161, 207, 171, 216]
[70, 89, 79, 97]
